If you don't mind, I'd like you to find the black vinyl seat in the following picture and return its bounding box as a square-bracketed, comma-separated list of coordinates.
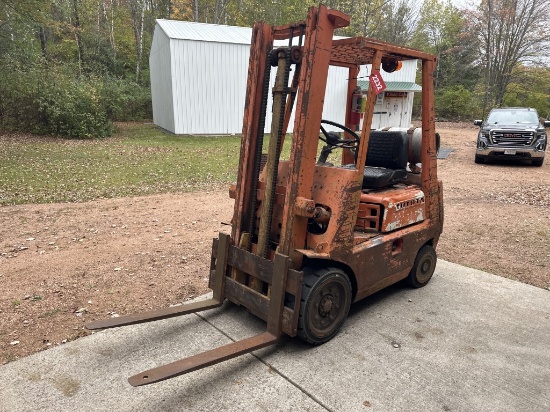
[362, 131, 409, 189]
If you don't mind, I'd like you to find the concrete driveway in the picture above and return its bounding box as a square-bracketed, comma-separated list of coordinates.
[1, 259, 549, 411]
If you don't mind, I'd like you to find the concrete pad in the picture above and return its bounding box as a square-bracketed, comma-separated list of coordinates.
[437, 148, 454, 159]
[0, 312, 324, 411]
[1, 260, 549, 411]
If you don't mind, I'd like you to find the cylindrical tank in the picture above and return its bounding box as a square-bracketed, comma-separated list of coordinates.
[377, 127, 440, 164]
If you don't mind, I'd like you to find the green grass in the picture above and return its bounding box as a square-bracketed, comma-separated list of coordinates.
[0, 123, 243, 205]
[38, 308, 61, 318]
[0, 123, 336, 206]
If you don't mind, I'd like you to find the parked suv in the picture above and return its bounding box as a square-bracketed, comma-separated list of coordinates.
[474, 107, 550, 166]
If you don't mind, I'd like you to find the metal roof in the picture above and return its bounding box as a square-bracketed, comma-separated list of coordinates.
[155, 19, 348, 46]
[156, 19, 253, 45]
[357, 80, 421, 92]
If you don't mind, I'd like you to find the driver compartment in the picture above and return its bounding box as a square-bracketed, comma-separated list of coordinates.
[362, 131, 409, 189]
[246, 153, 425, 255]
[240, 124, 428, 255]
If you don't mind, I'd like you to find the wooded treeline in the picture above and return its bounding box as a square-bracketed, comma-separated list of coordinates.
[1, 0, 549, 137]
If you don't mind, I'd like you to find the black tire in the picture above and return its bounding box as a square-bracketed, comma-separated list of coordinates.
[297, 267, 352, 345]
[407, 245, 437, 288]
[474, 154, 485, 164]
[532, 158, 544, 167]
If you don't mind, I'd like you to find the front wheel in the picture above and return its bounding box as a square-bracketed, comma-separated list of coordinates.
[474, 154, 485, 164]
[297, 267, 352, 345]
[532, 158, 544, 167]
[407, 245, 437, 288]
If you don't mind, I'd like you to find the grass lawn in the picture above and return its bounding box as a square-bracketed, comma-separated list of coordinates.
[0, 123, 243, 205]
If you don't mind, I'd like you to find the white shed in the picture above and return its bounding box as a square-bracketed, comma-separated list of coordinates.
[149, 19, 420, 135]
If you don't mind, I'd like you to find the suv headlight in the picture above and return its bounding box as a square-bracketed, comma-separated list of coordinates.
[535, 133, 547, 151]
[478, 131, 489, 149]
[477, 137, 488, 149]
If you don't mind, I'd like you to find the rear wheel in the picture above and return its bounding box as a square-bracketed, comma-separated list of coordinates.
[532, 158, 544, 167]
[407, 245, 437, 288]
[297, 267, 352, 345]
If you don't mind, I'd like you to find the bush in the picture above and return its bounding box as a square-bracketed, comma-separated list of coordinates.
[504, 84, 550, 119]
[436, 85, 477, 120]
[101, 77, 152, 122]
[0, 56, 151, 138]
[0, 56, 42, 132]
[34, 74, 113, 138]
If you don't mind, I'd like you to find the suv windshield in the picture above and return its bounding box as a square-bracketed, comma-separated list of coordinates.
[486, 109, 538, 124]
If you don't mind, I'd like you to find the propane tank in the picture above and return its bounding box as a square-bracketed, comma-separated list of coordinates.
[377, 127, 440, 164]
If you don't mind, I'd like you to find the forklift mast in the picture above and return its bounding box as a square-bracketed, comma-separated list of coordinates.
[87, 5, 443, 386]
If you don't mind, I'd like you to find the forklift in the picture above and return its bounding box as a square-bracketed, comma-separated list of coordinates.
[87, 5, 443, 386]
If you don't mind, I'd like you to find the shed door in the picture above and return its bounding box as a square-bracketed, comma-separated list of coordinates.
[387, 97, 404, 128]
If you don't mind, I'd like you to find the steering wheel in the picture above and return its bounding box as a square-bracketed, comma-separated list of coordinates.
[319, 119, 360, 148]
[318, 120, 360, 164]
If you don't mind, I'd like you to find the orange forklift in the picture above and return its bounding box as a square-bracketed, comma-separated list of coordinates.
[87, 5, 443, 386]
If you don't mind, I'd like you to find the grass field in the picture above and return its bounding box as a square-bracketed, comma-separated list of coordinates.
[0, 123, 246, 205]
[0, 122, 340, 205]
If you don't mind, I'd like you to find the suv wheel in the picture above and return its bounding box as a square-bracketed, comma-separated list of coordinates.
[532, 158, 544, 167]
[475, 154, 485, 164]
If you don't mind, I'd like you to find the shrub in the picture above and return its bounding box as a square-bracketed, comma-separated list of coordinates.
[0, 56, 151, 138]
[436, 85, 477, 120]
[101, 77, 152, 122]
[34, 74, 113, 138]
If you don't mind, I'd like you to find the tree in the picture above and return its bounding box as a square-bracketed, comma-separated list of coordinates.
[411, 0, 479, 88]
[503, 66, 550, 117]
[0, 0, 51, 58]
[375, 0, 418, 45]
[467, 0, 550, 109]
[129, 0, 145, 82]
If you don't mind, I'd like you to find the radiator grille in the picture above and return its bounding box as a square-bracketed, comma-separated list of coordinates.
[491, 130, 534, 146]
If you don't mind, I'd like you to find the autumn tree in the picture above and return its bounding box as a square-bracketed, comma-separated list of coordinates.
[467, 0, 550, 109]
[503, 66, 550, 117]
[411, 0, 477, 87]
[374, 0, 417, 44]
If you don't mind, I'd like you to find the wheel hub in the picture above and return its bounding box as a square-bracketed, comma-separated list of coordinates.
[318, 295, 334, 317]
[421, 260, 431, 273]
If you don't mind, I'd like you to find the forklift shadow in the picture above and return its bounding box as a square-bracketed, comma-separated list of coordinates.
[277, 283, 408, 355]
[85, 311, 214, 364]
[145, 352, 261, 405]
[347, 281, 407, 319]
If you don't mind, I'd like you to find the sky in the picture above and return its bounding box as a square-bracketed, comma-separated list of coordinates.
[450, 0, 480, 9]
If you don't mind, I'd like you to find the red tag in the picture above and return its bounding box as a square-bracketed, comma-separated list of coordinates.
[369, 70, 386, 95]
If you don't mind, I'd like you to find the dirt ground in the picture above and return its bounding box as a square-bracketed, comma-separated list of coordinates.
[1, 122, 549, 365]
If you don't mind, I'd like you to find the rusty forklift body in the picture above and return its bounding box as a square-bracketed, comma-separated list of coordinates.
[87, 5, 443, 386]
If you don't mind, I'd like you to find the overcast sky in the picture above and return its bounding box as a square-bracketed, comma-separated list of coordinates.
[450, 0, 480, 9]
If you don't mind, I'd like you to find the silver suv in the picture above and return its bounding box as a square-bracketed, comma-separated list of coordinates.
[474, 107, 550, 166]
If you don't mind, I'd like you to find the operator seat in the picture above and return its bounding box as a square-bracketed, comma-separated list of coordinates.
[362, 131, 409, 189]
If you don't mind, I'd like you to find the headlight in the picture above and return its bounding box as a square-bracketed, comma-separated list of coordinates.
[477, 139, 488, 149]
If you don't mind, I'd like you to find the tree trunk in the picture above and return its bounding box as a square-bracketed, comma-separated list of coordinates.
[110, 0, 116, 58]
[130, 0, 145, 82]
[38, 26, 47, 56]
[482, 0, 492, 113]
[137, 5, 144, 81]
[72, 0, 84, 75]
